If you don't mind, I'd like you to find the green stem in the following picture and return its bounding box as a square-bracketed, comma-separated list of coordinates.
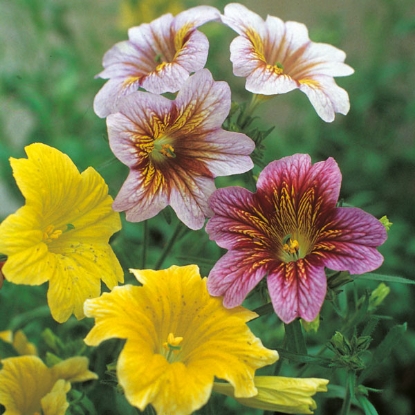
[340, 371, 355, 415]
[154, 221, 183, 270]
[141, 220, 148, 269]
[284, 319, 307, 355]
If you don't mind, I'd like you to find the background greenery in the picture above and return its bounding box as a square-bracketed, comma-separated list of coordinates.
[0, 0, 414, 414]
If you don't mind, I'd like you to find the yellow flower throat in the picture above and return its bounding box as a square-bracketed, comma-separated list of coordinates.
[43, 224, 74, 243]
[163, 332, 183, 361]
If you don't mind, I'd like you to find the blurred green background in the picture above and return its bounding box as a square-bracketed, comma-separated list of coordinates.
[0, 0, 414, 414]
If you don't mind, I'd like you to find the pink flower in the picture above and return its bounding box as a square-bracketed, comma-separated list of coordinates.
[221, 3, 354, 122]
[94, 6, 220, 118]
[107, 69, 255, 230]
[206, 154, 387, 323]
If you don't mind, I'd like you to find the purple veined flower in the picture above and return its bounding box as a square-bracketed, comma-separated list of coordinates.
[206, 154, 387, 324]
[221, 3, 355, 122]
[93, 6, 221, 118]
[107, 69, 255, 230]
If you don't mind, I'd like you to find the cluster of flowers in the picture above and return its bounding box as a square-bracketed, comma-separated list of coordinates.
[0, 3, 387, 414]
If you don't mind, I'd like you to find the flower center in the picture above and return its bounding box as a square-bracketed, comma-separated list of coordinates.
[163, 332, 183, 362]
[43, 224, 74, 243]
[152, 137, 176, 162]
[281, 234, 301, 262]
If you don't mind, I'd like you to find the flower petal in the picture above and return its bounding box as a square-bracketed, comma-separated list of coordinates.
[41, 380, 70, 415]
[299, 76, 351, 122]
[207, 250, 271, 308]
[317, 207, 387, 274]
[51, 357, 98, 383]
[267, 258, 327, 323]
[256, 154, 341, 213]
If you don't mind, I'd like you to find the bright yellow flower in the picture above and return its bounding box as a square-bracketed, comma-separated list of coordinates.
[0, 330, 37, 357]
[0, 143, 124, 323]
[0, 355, 97, 415]
[213, 376, 329, 414]
[84, 264, 278, 415]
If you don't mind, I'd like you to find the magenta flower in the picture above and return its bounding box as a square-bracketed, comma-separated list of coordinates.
[93, 6, 220, 118]
[107, 69, 255, 230]
[206, 154, 387, 323]
[221, 3, 354, 122]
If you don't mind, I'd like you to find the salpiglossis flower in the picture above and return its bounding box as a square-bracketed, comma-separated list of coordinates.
[94, 5, 220, 117]
[213, 376, 328, 414]
[0, 143, 123, 323]
[206, 154, 387, 323]
[84, 264, 278, 415]
[0, 355, 97, 415]
[221, 3, 354, 122]
[108, 69, 255, 230]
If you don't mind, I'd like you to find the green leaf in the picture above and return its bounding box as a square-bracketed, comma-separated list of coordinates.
[356, 394, 379, 415]
[355, 273, 415, 285]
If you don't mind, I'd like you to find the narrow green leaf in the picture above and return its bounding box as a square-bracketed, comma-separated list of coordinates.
[356, 394, 379, 415]
[276, 349, 332, 367]
[356, 273, 415, 285]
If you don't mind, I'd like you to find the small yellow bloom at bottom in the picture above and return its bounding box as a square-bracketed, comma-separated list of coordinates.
[212, 376, 329, 414]
[0, 355, 97, 415]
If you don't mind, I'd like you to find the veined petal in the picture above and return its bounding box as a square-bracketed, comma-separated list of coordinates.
[207, 250, 271, 308]
[256, 154, 341, 214]
[299, 76, 351, 122]
[207, 186, 270, 250]
[222, 3, 266, 37]
[174, 69, 232, 132]
[84, 265, 278, 414]
[317, 207, 387, 274]
[169, 174, 215, 230]
[174, 5, 220, 30]
[267, 259, 327, 323]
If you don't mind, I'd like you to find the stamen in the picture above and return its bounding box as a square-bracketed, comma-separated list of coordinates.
[43, 224, 74, 243]
[159, 144, 176, 158]
[282, 235, 300, 259]
[163, 332, 183, 361]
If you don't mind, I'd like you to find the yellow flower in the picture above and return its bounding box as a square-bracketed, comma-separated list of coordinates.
[0, 355, 97, 415]
[84, 264, 278, 415]
[213, 376, 329, 414]
[0, 330, 38, 357]
[0, 143, 124, 323]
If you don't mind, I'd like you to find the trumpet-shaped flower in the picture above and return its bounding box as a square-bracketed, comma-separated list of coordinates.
[213, 376, 328, 414]
[0, 143, 123, 323]
[0, 355, 97, 415]
[206, 154, 387, 323]
[94, 6, 220, 117]
[221, 3, 354, 122]
[84, 264, 278, 415]
[108, 69, 255, 230]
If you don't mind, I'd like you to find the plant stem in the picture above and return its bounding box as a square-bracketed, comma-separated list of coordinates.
[340, 371, 355, 415]
[284, 319, 307, 354]
[141, 220, 148, 269]
[154, 221, 183, 270]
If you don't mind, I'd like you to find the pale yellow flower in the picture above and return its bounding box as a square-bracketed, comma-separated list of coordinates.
[84, 264, 278, 415]
[213, 376, 329, 414]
